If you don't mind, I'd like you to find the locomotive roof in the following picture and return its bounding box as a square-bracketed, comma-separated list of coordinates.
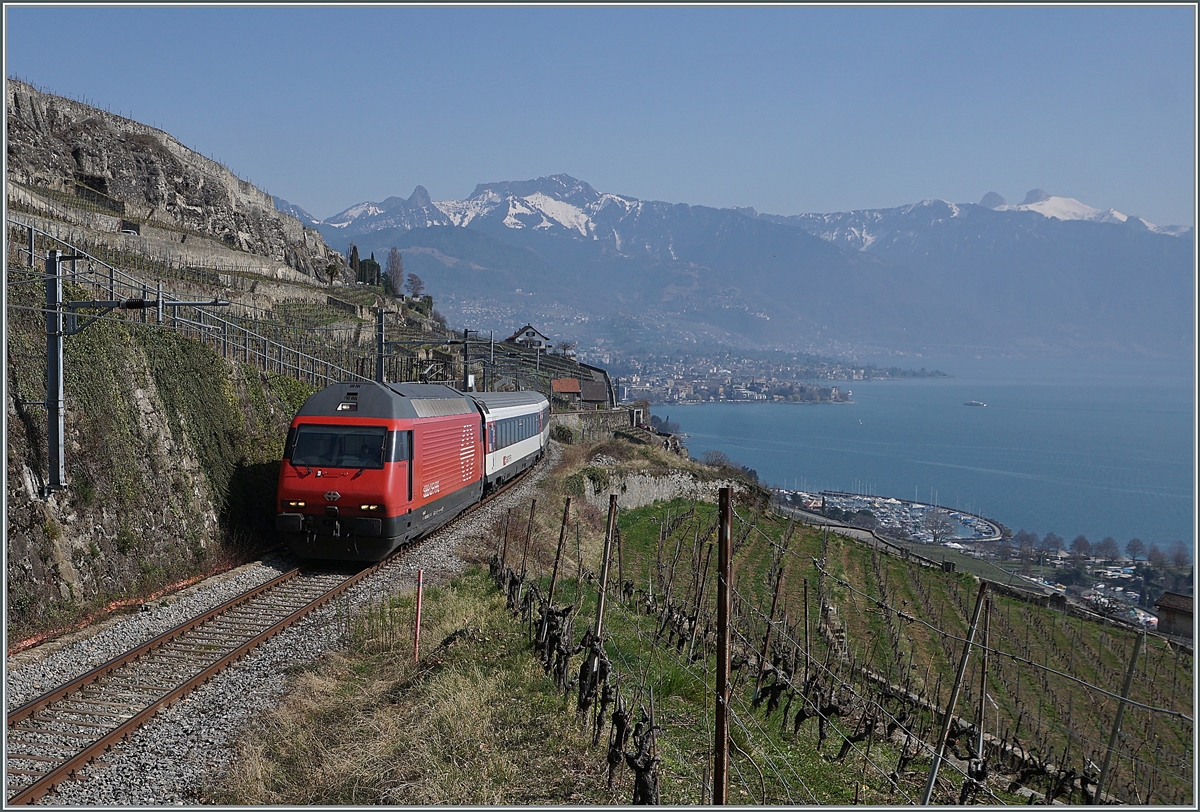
[297, 381, 477, 420]
[468, 390, 549, 414]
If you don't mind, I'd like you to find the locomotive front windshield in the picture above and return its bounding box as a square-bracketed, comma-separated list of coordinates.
[290, 425, 388, 469]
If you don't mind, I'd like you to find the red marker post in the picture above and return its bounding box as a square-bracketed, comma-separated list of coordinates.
[414, 569, 424, 663]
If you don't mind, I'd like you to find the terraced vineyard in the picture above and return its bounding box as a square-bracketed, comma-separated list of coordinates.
[606, 496, 1193, 804]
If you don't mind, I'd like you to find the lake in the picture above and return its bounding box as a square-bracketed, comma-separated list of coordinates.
[652, 356, 1195, 549]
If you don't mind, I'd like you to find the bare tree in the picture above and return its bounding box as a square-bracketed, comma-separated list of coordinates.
[1168, 540, 1191, 568]
[405, 272, 425, 298]
[1017, 533, 1036, 562]
[1095, 536, 1121, 563]
[1041, 531, 1062, 556]
[1125, 537, 1145, 561]
[1015, 528, 1038, 549]
[1147, 543, 1167, 569]
[1069, 534, 1091, 560]
[925, 508, 957, 544]
[385, 247, 403, 295]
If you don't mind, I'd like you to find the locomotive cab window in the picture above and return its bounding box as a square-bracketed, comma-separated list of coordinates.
[387, 430, 412, 462]
[291, 425, 387, 469]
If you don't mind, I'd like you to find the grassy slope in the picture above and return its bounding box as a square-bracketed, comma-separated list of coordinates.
[214, 439, 1193, 805]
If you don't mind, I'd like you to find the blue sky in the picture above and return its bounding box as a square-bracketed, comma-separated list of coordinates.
[5, 5, 1196, 225]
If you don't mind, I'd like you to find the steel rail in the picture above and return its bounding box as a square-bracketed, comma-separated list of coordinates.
[6, 449, 545, 804]
[7, 569, 299, 727]
[6, 566, 371, 805]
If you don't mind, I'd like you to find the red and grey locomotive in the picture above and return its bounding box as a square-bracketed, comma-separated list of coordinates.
[275, 381, 549, 561]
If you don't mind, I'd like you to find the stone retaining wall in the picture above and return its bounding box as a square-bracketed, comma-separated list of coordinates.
[551, 409, 634, 442]
[580, 469, 747, 512]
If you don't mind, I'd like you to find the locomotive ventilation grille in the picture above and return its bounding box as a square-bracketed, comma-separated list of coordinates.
[410, 398, 475, 418]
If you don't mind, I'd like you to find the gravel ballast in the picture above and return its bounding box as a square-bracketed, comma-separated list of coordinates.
[5, 443, 560, 805]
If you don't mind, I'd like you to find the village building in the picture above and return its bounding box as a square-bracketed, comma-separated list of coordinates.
[505, 324, 554, 350]
[550, 377, 581, 410]
[1153, 592, 1194, 639]
[579, 362, 616, 410]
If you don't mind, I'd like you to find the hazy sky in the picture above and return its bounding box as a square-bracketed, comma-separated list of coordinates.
[5, 5, 1196, 225]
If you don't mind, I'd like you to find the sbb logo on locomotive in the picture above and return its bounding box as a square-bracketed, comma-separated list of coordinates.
[460, 425, 476, 482]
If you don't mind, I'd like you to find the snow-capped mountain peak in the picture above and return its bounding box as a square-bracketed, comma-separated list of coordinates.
[272, 196, 321, 227]
[430, 175, 638, 239]
[325, 201, 386, 228]
[312, 180, 1191, 256]
[1001, 192, 1106, 221]
[987, 189, 1188, 235]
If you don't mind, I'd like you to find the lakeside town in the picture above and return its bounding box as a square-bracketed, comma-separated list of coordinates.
[608, 350, 946, 404]
[776, 489, 1185, 633]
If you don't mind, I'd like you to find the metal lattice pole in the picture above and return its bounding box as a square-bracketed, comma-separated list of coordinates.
[45, 251, 66, 494]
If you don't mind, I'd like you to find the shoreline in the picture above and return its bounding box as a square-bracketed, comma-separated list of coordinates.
[650, 386, 1191, 547]
[653, 398, 854, 406]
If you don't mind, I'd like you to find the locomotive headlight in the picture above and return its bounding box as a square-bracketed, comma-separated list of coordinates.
[283, 500, 306, 509]
[360, 504, 383, 512]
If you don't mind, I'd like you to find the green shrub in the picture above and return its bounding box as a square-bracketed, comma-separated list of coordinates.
[72, 478, 96, 508]
[581, 466, 610, 495]
[115, 526, 136, 555]
[563, 472, 585, 497]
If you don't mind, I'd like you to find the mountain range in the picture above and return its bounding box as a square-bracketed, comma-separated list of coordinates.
[276, 175, 1193, 361]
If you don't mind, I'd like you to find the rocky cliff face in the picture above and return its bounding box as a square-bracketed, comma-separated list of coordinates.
[4, 275, 313, 641]
[6, 79, 340, 279]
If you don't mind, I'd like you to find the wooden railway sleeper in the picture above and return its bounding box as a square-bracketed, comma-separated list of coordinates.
[100, 680, 179, 694]
[3, 739, 82, 753]
[207, 609, 283, 622]
[177, 629, 258, 642]
[31, 714, 112, 730]
[51, 706, 131, 721]
[210, 609, 293, 622]
[9, 727, 93, 740]
[56, 698, 140, 712]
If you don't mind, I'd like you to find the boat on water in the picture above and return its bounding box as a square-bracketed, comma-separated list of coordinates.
[963, 400, 987, 407]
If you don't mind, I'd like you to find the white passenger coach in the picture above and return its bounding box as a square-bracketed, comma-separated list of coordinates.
[469, 391, 551, 491]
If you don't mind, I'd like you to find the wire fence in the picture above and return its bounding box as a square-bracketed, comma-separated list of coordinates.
[487, 493, 1193, 805]
[7, 216, 595, 398]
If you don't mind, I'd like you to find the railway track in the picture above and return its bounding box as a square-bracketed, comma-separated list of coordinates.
[5, 565, 365, 804]
[5, 463, 540, 805]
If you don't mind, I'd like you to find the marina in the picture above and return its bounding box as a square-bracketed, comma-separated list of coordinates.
[779, 489, 1002, 544]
